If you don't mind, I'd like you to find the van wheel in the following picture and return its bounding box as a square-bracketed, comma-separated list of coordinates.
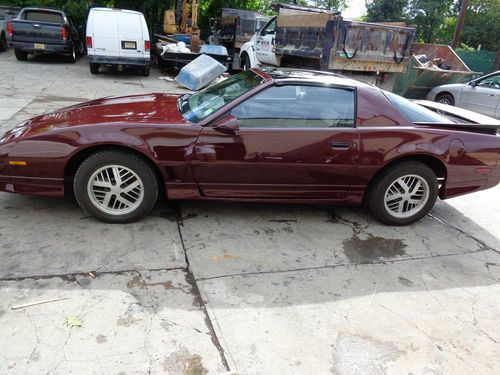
[14, 49, 28, 61]
[73, 151, 159, 223]
[0, 32, 7, 52]
[142, 67, 150, 77]
[90, 63, 99, 74]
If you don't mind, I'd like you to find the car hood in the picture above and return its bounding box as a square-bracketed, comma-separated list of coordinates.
[12, 93, 189, 138]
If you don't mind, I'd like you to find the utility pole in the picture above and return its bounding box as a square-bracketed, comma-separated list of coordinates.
[451, 0, 470, 49]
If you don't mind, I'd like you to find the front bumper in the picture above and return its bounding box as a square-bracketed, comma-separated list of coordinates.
[88, 55, 150, 68]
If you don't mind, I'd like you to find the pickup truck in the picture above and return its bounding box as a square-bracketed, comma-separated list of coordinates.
[7, 7, 84, 62]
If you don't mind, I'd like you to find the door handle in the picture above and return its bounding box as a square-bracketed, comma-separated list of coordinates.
[331, 141, 353, 150]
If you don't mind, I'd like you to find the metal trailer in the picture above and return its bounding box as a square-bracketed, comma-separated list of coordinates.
[392, 43, 482, 99]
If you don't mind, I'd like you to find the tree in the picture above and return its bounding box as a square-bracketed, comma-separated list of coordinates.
[407, 0, 454, 43]
[365, 0, 407, 22]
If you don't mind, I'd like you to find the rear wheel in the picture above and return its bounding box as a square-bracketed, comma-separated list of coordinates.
[141, 67, 150, 77]
[89, 63, 99, 74]
[73, 151, 159, 223]
[0, 32, 7, 52]
[365, 161, 438, 226]
[436, 93, 454, 106]
[67, 45, 76, 63]
[14, 49, 28, 61]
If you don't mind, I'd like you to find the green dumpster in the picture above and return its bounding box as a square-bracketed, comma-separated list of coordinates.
[393, 43, 481, 99]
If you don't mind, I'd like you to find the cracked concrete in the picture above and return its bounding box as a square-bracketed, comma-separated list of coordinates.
[1, 50, 500, 374]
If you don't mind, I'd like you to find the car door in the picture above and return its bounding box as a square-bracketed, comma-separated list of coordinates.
[255, 17, 280, 66]
[459, 73, 500, 118]
[190, 84, 360, 200]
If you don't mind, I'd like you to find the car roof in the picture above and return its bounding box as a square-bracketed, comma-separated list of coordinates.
[256, 67, 364, 89]
[89, 7, 144, 16]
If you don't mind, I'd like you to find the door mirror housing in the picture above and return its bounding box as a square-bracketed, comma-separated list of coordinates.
[469, 80, 478, 87]
[213, 115, 240, 134]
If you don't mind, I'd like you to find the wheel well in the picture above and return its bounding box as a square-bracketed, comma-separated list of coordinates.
[436, 91, 453, 101]
[63, 145, 165, 199]
[364, 155, 447, 200]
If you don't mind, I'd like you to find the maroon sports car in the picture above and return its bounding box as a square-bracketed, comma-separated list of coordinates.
[1, 68, 499, 225]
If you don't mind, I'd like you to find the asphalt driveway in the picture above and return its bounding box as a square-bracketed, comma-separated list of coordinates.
[1, 50, 499, 375]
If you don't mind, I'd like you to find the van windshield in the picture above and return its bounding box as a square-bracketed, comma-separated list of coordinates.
[179, 70, 265, 123]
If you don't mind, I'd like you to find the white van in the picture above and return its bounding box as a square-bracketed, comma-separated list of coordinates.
[86, 8, 150, 76]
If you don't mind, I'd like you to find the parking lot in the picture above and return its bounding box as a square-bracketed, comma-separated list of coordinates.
[1, 50, 500, 374]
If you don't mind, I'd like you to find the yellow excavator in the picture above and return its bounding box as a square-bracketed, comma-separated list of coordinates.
[163, 0, 199, 35]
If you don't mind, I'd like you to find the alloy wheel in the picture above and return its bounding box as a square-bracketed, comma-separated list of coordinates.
[383, 174, 430, 219]
[87, 165, 145, 215]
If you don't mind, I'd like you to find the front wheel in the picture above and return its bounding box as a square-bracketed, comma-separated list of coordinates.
[74, 151, 159, 223]
[365, 161, 438, 226]
[241, 53, 251, 71]
[436, 93, 454, 106]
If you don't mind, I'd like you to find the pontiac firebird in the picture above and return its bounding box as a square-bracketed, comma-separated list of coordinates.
[1, 68, 499, 225]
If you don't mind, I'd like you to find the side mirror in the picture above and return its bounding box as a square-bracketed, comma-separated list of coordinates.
[469, 80, 478, 87]
[209, 18, 217, 33]
[213, 115, 240, 134]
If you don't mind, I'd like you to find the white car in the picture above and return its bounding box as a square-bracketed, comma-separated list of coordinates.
[86, 7, 150, 76]
[426, 71, 500, 119]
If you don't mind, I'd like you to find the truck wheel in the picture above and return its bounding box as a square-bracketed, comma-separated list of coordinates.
[365, 161, 438, 226]
[0, 32, 7, 52]
[436, 93, 454, 106]
[14, 49, 28, 61]
[141, 67, 150, 77]
[242, 53, 251, 71]
[67, 45, 77, 63]
[89, 63, 99, 74]
[73, 151, 159, 223]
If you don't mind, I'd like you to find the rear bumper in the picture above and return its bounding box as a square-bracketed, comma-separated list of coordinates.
[88, 55, 150, 67]
[10, 41, 73, 54]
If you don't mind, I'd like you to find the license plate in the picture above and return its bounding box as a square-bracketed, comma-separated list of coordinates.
[34, 43, 45, 49]
[122, 41, 136, 49]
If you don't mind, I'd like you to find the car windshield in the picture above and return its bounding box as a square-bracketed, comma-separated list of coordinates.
[179, 70, 265, 123]
[383, 91, 451, 124]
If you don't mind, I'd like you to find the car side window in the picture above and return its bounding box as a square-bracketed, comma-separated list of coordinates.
[477, 74, 500, 89]
[230, 85, 355, 128]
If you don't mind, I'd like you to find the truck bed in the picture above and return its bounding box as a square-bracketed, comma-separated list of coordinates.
[274, 15, 415, 73]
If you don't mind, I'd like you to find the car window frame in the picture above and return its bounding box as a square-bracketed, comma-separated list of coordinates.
[212, 82, 358, 130]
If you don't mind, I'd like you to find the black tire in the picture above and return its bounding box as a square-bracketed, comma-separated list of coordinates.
[73, 151, 159, 223]
[14, 49, 28, 61]
[89, 63, 99, 74]
[241, 53, 251, 71]
[365, 161, 438, 226]
[436, 93, 454, 106]
[0, 32, 7, 52]
[141, 67, 150, 77]
[67, 45, 76, 63]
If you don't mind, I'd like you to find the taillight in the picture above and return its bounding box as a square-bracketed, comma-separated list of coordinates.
[144, 40, 150, 52]
[86, 36, 92, 48]
[61, 26, 69, 41]
[7, 21, 13, 37]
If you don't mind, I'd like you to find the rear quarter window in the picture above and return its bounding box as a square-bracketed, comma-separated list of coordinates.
[383, 90, 450, 124]
[23, 11, 63, 23]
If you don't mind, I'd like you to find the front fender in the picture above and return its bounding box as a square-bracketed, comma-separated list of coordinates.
[240, 41, 258, 68]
